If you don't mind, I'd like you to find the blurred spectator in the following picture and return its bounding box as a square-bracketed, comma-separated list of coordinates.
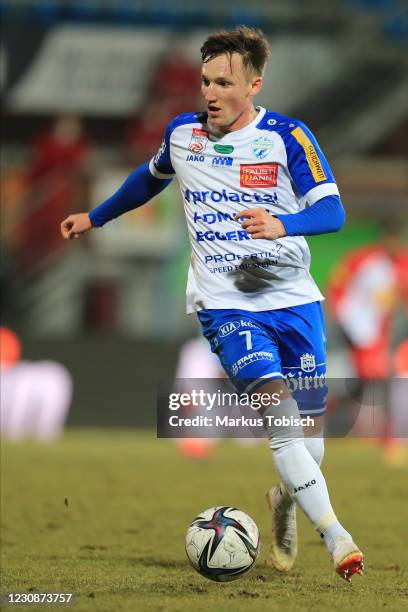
[20, 116, 91, 273]
[125, 100, 173, 165]
[0, 326, 22, 366]
[328, 220, 408, 459]
[385, 340, 408, 466]
[174, 336, 263, 457]
[151, 45, 200, 115]
[125, 44, 200, 165]
[0, 169, 28, 322]
[174, 336, 223, 459]
[328, 220, 408, 379]
[0, 327, 73, 441]
[394, 338, 408, 376]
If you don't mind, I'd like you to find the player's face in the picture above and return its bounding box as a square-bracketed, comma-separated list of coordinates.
[201, 53, 262, 133]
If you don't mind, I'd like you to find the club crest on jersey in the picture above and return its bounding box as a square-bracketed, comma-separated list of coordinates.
[189, 128, 209, 153]
[300, 353, 316, 372]
[240, 163, 278, 188]
[252, 135, 274, 160]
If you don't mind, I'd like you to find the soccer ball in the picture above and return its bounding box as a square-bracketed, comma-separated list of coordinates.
[185, 506, 260, 582]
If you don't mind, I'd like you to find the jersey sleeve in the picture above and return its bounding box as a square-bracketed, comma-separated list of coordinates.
[149, 119, 176, 179]
[89, 162, 172, 227]
[284, 121, 340, 205]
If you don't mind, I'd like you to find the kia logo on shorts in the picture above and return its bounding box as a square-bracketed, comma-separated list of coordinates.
[218, 321, 240, 337]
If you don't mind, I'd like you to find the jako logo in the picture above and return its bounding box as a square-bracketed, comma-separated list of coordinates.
[218, 321, 240, 337]
[212, 156, 233, 167]
[294, 479, 316, 494]
[154, 139, 166, 165]
[186, 154, 204, 163]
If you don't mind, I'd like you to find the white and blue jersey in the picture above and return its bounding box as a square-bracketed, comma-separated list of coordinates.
[149, 106, 340, 314]
[89, 106, 343, 408]
[150, 106, 341, 409]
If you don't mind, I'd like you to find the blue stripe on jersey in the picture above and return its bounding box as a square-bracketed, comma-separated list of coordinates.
[153, 112, 207, 176]
[256, 112, 337, 198]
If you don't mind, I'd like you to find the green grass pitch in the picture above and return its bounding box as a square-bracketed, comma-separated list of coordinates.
[1, 431, 407, 611]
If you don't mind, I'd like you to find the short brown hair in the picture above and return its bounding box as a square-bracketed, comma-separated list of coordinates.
[201, 26, 270, 76]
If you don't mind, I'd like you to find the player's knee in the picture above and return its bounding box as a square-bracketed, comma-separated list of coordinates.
[304, 434, 325, 465]
[303, 414, 325, 437]
[262, 397, 304, 451]
[255, 379, 291, 416]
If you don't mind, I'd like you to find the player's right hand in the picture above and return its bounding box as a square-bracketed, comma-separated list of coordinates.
[61, 213, 93, 240]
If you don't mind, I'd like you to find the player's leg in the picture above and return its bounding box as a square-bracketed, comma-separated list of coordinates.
[267, 300, 326, 561]
[261, 302, 326, 571]
[263, 301, 363, 580]
[198, 306, 363, 580]
[197, 309, 285, 392]
[197, 307, 287, 437]
[261, 386, 363, 581]
[264, 416, 325, 572]
[197, 309, 307, 573]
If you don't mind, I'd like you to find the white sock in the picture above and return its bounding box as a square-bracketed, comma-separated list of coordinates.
[304, 433, 325, 466]
[275, 431, 325, 514]
[264, 399, 351, 553]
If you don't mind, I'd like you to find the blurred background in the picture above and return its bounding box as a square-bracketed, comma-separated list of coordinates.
[1, 0, 407, 432]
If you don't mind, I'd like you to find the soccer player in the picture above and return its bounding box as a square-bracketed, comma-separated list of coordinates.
[328, 221, 408, 463]
[61, 27, 364, 581]
[328, 220, 408, 381]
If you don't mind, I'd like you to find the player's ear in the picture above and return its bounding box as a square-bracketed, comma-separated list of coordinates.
[250, 75, 263, 96]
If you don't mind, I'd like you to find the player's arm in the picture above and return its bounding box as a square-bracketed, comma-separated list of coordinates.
[278, 121, 345, 236]
[236, 121, 345, 240]
[61, 120, 176, 240]
[61, 163, 172, 239]
[275, 194, 345, 237]
[236, 195, 345, 240]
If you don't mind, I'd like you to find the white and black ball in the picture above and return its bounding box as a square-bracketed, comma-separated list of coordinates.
[185, 506, 260, 582]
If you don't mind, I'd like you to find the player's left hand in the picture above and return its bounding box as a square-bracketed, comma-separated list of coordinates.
[235, 208, 287, 240]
